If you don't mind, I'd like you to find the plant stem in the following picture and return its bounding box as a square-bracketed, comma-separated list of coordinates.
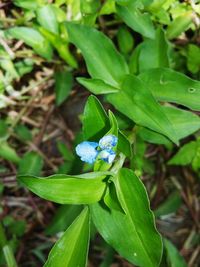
[0, 222, 18, 267]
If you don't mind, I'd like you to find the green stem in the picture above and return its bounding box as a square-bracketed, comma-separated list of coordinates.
[0, 222, 18, 267]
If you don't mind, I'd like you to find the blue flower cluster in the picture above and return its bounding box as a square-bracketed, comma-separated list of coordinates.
[75, 135, 118, 164]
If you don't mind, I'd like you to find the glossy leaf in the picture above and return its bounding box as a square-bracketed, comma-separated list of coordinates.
[77, 77, 118, 95]
[162, 106, 200, 139]
[65, 22, 129, 87]
[55, 70, 73, 106]
[91, 168, 162, 267]
[116, 1, 155, 39]
[6, 27, 53, 60]
[36, 5, 59, 34]
[18, 172, 107, 204]
[83, 96, 132, 157]
[106, 74, 178, 144]
[83, 95, 110, 140]
[18, 151, 44, 176]
[44, 207, 90, 267]
[139, 68, 200, 111]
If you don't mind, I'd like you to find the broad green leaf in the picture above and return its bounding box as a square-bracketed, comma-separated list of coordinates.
[168, 141, 196, 166]
[138, 105, 200, 145]
[44, 207, 90, 267]
[77, 78, 118, 95]
[39, 27, 77, 67]
[166, 12, 193, 39]
[187, 44, 200, 74]
[18, 172, 107, 204]
[139, 68, 200, 111]
[83, 95, 110, 140]
[55, 70, 73, 106]
[154, 191, 182, 217]
[0, 142, 20, 164]
[116, 1, 155, 39]
[106, 75, 178, 144]
[13, 0, 41, 9]
[65, 22, 129, 87]
[18, 151, 44, 176]
[91, 168, 162, 267]
[164, 239, 187, 267]
[6, 27, 53, 60]
[138, 28, 170, 72]
[117, 26, 134, 54]
[36, 5, 59, 34]
[163, 106, 200, 139]
[138, 127, 172, 148]
[45, 205, 83, 235]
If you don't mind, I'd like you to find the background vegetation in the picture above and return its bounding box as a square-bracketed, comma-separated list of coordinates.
[0, 0, 199, 266]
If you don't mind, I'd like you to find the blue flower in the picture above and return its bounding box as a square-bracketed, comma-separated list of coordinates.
[75, 141, 99, 164]
[99, 135, 118, 150]
[98, 149, 116, 164]
[75, 134, 118, 164]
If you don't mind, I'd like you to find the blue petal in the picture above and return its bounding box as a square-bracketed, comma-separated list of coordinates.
[99, 135, 118, 150]
[75, 141, 99, 164]
[99, 149, 116, 164]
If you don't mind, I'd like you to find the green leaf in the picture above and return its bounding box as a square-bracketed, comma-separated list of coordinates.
[18, 151, 44, 176]
[139, 68, 200, 111]
[164, 239, 187, 267]
[13, 0, 41, 9]
[38, 27, 77, 68]
[65, 22, 129, 87]
[168, 141, 196, 166]
[117, 26, 134, 54]
[6, 27, 53, 60]
[0, 120, 8, 139]
[163, 106, 200, 140]
[106, 75, 178, 144]
[91, 168, 162, 267]
[18, 172, 107, 204]
[83, 96, 132, 157]
[0, 142, 20, 164]
[187, 44, 200, 74]
[36, 4, 59, 34]
[57, 141, 74, 161]
[45, 205, 83, 235]
[154, 191, 182, 217]
[77, 78, 118, 95]
[138, 28, 170, 72]
[83, 95, 110, 140]
[55, 70, 73, 106]
[166, 12, 193, 39]
[14, 124, 32, 141]
[138, 127, 172, 148]
[44, 207, 90, 267]
[116, 1, 155, 39]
